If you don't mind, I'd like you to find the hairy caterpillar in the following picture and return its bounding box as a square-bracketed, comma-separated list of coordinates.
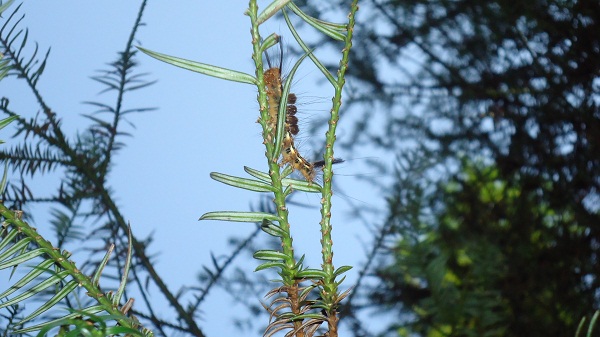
[264, 69, 298, 137]
[264, 41, 316, 181]
[263, 39, 345, 182]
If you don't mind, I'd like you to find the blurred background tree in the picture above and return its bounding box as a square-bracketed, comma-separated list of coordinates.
[376, 160, 593, 336]
[302, 0, 600, 336]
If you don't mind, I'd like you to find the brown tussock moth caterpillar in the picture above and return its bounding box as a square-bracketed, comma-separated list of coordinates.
[263, 40, 316, 181]
[264, 62, 299, 137]
[268, 83, 314, 180]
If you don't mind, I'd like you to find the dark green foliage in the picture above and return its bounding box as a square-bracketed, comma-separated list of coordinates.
[376, 161, 594, 336]
[307, 0, 599, 336]
[338, 0, 600, 197]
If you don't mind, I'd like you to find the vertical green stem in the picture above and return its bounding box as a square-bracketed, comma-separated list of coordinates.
[319, 0, 359, 314]
[247, 0, 296, 286]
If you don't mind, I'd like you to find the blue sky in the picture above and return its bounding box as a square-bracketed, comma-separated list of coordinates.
[1, 2, 390, 336]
